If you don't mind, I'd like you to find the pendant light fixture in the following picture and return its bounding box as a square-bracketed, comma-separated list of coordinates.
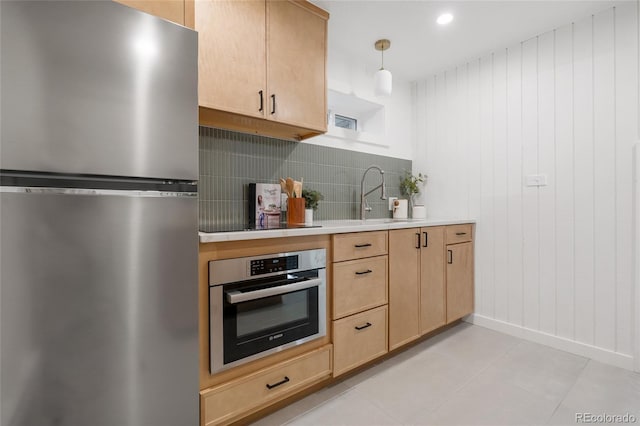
[374, 39, 392, 96]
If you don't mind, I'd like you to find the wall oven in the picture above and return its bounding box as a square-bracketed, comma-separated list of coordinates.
[209, 249, 326, 374]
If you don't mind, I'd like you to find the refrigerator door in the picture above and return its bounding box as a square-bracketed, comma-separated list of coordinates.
[0, 188, 198, 426]
[0, 1, 197, 181]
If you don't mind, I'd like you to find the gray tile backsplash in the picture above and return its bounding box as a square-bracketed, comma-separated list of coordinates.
[199, 127, 412, 227]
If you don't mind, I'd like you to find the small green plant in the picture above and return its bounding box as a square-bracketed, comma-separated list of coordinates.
[302, 188, 324, 211]
[399, 170, 427, 203]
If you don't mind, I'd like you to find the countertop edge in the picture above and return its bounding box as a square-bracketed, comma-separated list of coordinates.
[199, 218, 476, 243]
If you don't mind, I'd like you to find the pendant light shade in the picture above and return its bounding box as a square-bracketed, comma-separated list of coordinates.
[374, 39, 392, 96]
[375, 69, 392, 96]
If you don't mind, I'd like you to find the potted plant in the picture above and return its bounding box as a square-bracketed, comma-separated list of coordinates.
[302, 188, 324, 224]
[399, 170, 427, 210]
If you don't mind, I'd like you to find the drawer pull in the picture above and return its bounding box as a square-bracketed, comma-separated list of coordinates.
[455, 232, 467, 236]
[354, 243, 372, 248]
[355, 269, 373, 276]
[355, 322, 372, 331]
[447, 249, 453, 264]
[266, 376, 290, 390]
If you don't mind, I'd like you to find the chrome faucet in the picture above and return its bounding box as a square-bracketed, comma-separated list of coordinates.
[360, 165, 387, 220]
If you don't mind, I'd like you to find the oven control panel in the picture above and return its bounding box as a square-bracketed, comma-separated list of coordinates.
[209, 249, 325, 286]
[250, 255, 299, 276]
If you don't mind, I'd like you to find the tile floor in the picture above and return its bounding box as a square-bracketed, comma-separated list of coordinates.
[252, 323, 640, 425]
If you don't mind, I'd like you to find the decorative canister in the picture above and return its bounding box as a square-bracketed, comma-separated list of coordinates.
[287, 198, 306, 225]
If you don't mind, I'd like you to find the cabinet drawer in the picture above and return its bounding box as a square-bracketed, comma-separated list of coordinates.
[445, 224, 473, 244]
[333, 231, 388, 262]
[201, 345, 332, 426]
[333, 256, 388, 319]
[333, 306, 388, 377]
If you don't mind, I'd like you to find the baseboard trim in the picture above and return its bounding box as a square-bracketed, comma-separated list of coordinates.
[466, 314, 635, 371]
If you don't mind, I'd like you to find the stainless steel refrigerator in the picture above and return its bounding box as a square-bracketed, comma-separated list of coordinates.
[0, 2, 199, 425]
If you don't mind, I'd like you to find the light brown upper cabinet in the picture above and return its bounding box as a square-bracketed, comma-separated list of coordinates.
[114, 0, 186, 25]
[195, 0, 328, 141]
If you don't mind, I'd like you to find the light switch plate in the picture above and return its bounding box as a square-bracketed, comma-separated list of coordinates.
[525, 174, 548, 187]
[388, 197, 398, 211]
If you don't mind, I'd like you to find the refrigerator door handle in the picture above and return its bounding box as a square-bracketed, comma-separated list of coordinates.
[0, 186, 197, 198]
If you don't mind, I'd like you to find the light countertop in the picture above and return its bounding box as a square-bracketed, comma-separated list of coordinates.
[199, 218, 476, 243]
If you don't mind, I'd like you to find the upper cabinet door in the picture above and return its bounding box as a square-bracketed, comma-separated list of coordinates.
[196, 0, 266, 118]
[267, 0, 327, 131]
[114, 0, 185, 25]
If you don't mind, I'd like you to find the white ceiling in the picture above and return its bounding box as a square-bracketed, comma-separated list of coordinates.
[312, 0, 630, 82]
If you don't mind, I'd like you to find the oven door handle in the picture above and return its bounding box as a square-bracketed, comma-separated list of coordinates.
[225, 278, 322, 304]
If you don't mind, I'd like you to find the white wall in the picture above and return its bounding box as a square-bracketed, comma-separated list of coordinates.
[413, 3, 638, 369]
[305, 48, 414, 160]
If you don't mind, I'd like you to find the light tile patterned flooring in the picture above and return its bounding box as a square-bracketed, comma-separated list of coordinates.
[253, 323, 640, 425]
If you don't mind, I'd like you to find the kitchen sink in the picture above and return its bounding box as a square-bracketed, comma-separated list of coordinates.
[362, 218, 412, 224]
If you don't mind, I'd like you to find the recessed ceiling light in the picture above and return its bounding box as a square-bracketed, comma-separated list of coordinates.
[437, 13, 454, 25]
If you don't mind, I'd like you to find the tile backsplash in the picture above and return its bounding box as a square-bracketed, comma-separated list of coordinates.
[199, 127, 412, 227]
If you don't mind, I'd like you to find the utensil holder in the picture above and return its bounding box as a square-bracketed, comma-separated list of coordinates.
[287, 198, 306, 225]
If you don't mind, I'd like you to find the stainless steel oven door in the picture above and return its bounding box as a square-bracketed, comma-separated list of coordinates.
[210, 269, 326, 374]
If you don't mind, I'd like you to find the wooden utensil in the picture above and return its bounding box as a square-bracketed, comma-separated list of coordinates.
[285, 177, 294, 198]
[293, 180, 302, 198]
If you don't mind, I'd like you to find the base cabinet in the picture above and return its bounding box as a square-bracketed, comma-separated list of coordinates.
[420, 227, 446, 333]
[388, 228, 420, 350]
[389, 224, 473, 349]
[446, 241, 474, 323]
[331, 231, 388, 377]
[333, 305, 388, 377]
[200, 224, 473, 425]
[333, 256, 387, 319]
[200, 345, 332, 426]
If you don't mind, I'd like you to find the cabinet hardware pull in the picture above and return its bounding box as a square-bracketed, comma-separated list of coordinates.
[266, 376, 290, 390]
[258, 90, 264, 112]
[354, 243, 372, 248]
[271, 94, 276, 114]
[455, 232, 467, 236]
[355, 269, 372, 275]
[447, 249, 453, 264]
[423, 231, 428, 247]
[415, 233, 421, 249]
[355, 322, 372, 330]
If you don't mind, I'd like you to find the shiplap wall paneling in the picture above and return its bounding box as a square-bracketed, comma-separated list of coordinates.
[593, 8, 617, 352]
[521, 36, 540, 331]
[468, 59, 483, 234]
[554, 23, 575, 341]
[447, 69, 461, 217]
[572, 15, 596, 347]
[424, 76, 437, 212]
[412, 3, 638, 367]
[479, 54, 495, 317]
[614, 3, 637, 357]
[506, 44, 524, 327]
[493, 49, 509, 323]
[432, 74, 447, 218]
[538, 30, 557, 336]
[458, 64, 471, 217]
